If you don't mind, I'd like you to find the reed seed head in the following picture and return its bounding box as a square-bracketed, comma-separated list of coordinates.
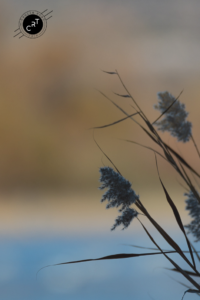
[154, 91, 192, 142]
[184, 190, 200, 242]
[111, 207, 138, 231]
[99, 167, 139, 230]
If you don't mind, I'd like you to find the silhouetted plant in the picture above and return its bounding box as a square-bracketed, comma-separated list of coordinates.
[38, 70, 200, 300]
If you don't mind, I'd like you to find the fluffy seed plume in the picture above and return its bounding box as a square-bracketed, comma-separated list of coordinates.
[154, 91, 192, 142]
[184, 191, 200, 242]
[99, 167, 139, 230]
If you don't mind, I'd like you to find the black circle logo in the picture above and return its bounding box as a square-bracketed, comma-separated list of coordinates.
[23, 15, 43, 35]
[19, 11, 47, 39]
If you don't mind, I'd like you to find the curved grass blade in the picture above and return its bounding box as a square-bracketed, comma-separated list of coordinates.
[182, 289, 200, 300]
[154, 154, 197, 272]
[101, 70, 117, 74]
[89, 112, 139, 130]
[113, 92, 131, 98]
[93, 132, 121, 175]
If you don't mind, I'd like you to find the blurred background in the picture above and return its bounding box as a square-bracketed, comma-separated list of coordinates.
[1, 0, 200, 299]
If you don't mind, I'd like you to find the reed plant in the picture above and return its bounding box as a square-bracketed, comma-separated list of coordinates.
[39, 70, 200, 299]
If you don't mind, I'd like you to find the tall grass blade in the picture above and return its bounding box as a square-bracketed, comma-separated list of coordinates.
[154, 154, 197, 271]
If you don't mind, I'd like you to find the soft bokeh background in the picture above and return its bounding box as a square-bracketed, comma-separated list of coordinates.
[1, 0, 200, 299]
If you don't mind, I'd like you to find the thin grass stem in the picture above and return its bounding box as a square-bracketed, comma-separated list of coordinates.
[191, 134, 200, 159]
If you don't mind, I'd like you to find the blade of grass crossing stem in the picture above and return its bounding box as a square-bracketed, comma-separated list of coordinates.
[139, 125, 160, 144]
[95, 89, 160, 145]
[152, 90, 183, 125]
[137, 217, 200, 291]
[134, 108, 165, 147]
[154, 154, 197, 271]
[134, 199, 197, 273]
[163, 142, 200, 178]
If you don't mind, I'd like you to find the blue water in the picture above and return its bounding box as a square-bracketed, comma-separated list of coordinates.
[0, 231, 198, 300]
